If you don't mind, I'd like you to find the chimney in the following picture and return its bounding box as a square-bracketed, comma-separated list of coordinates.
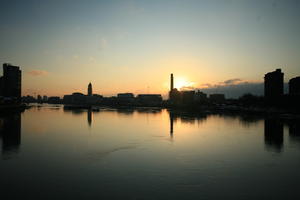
[170, 73, 174, 91]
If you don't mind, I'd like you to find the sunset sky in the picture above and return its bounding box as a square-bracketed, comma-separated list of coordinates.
[1, 0, 300, 98]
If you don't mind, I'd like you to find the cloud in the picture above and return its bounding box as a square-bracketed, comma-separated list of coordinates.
[200, 78, 255, 89]
[197, 79, 288, 99]
[197, 78, 270, 98]
[198, 82, 265, 98]
[181, 86, 195, 91]
[222, 78, 242, 85]
[27, 70, 49, 76]
[200, 83, 213, 88]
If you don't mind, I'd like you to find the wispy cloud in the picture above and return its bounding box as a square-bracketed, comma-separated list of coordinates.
[222, 78, 243, 85]
[179, 79, 246, 91]
[181, 86, 195, 91]
[199, 78, 258, 89]
[27, 70, 49, 76]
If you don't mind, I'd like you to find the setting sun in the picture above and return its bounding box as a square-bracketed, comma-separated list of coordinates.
[174, 78, 194, 90]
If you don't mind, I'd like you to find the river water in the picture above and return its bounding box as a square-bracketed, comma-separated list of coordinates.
[1, 104, 300, 199]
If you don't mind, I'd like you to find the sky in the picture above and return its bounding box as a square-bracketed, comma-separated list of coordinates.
[0, 0, 300, 98]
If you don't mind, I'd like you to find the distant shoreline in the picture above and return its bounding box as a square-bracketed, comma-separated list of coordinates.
[21, 103, 300, 119]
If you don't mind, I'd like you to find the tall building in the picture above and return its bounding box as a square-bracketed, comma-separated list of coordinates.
[264, 69, 284, 99]
[289, 77, 300, 95]
[0, 63, 22, 100]
[88, 82, 92, 96]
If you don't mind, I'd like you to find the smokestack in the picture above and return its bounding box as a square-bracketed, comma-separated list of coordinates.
[170, 73, 174, 91]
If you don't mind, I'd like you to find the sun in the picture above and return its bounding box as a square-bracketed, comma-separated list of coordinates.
[175, 78, 194, 90]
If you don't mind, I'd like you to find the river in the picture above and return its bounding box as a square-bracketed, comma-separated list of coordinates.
[0, 104, 300, 199]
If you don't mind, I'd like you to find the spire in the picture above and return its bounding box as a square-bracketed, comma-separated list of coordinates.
[88, 82, 92, 96]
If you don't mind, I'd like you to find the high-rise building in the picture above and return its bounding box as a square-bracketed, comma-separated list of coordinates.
[0, 63, 22, 100]
[88, 82, 92, 96]
[289, 77, 300, 95]
[264, 69, 284, 99]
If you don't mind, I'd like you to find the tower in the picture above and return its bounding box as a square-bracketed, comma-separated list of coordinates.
[88, 82, 92, 96]
[169, 73, 181, 102]
[170, 73, 174, 91]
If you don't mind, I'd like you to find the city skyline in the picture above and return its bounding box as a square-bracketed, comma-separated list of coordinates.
[1, 66, 296, 99]
[1, 0, 300, 97]
[1, 1, 300, 199]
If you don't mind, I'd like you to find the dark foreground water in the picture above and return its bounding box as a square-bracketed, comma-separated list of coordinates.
[1, 105, 300, 199]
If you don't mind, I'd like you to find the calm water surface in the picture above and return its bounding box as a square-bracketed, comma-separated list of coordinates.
[1, 105, 300, 199]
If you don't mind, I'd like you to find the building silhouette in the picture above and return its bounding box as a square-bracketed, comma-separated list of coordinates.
[47, 96, 61, 104]
[169, 73, 175, 100]
[209, 93, 225, 103]
[181, 91, 195, 104]
[117, 93, 135, 105]
[43, 95, 48, 102]
[0, 63, 22, 101]
[194, 91, 207, 100]
[117, 93, 134, 98]
[264, 69, 284, 99]
[289, 77, 300, 95]
[63, 83, 103, 105]
[168, 73, 209, 105]
[136, 94, 162, 106]
[169, 73, 181, 103]
[63, 92, 85, 104]
[88, 82, 92, 96]
[37, 95, 42, 102]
